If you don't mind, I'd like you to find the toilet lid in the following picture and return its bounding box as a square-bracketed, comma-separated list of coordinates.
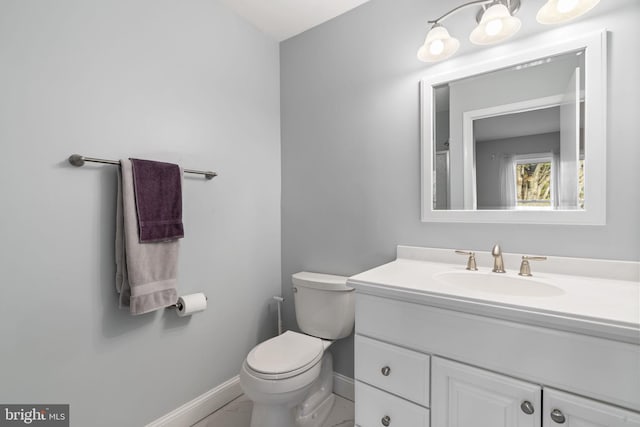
[247, 331, 323, 375]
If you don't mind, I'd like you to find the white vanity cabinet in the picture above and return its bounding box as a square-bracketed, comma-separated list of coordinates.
[353, 292, 640, 427]
[350, 246, 640, 427]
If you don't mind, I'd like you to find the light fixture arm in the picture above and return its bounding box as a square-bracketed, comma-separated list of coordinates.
[427, 0, 495, 25]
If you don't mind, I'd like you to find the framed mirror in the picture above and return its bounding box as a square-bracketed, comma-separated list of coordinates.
[421, 30, 607, 224]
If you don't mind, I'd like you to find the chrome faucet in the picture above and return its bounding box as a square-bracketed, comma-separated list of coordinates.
[491, 244, 506, 273]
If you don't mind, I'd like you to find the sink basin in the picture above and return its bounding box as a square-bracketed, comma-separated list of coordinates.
[433, 271, 565, 297]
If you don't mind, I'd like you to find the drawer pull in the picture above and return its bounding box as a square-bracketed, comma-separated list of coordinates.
[550, 409, 566, 424]
[520, 401, 535, 415]
[381, 415, 391, 426]
[381, 366, 391, 376]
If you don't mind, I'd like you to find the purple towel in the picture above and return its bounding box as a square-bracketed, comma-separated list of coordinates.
[130, 158, 184, 243]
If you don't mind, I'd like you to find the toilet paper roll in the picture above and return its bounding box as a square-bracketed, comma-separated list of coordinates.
[176, 293, 207, 317]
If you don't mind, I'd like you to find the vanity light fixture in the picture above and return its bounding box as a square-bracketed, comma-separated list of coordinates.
[417, 0, 600, 62]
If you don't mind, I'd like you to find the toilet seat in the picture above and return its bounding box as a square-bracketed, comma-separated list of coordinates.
[246, 331, 324, 380]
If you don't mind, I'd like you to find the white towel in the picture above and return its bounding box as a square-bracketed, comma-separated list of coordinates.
[115, 159, 179, 315]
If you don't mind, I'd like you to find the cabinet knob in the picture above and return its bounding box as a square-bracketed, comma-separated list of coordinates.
[381, 366, 391, 376]
[381, 415, 391, 426]
[550, 409, 566, 424]
[520, 401, 535, 415]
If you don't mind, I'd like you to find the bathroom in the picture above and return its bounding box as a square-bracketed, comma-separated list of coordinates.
[0, 0, 638, 426]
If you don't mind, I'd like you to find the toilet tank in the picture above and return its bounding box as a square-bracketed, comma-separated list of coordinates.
[292, 272, 355, 340]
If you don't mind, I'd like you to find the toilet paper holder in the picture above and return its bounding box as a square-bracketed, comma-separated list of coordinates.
[169, 295, 208, 311]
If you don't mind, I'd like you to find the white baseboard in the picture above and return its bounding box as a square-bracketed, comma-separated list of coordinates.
[333, 373, 354, 402]
[146, 376, 242, 427]
[147, 372, 355, 427]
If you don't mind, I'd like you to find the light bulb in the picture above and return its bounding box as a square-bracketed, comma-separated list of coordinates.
[429, 39, 445, 55]
[417, 25, 460, 62]
[557, 0, 579, 13]
[470, 3, 520, 45]
[485, 19, 504, 36]
[537, 0, 601, 24]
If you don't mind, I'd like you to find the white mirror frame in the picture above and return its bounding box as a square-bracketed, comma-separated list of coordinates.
[420, 29, 607, 225]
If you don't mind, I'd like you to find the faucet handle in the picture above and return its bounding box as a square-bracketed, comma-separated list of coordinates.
[455, 250, 478, 271]
[519, 256, 547, 277]
[491, 243, 502, 256]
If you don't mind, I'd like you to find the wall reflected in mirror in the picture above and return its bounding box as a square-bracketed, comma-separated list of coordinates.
[433, 49, 585, 211]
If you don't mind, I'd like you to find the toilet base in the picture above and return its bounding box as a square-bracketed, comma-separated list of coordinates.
[297, 393, 335, 427]
[250, 403, 297, 427]
[296, 352, 335, 427]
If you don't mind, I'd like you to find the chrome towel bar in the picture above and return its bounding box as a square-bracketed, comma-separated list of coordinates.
[68, 154, 217, 180]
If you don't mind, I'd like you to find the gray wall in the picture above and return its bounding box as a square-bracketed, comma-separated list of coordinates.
[0, 1, 280, 425]
[281, 0, 640, 379]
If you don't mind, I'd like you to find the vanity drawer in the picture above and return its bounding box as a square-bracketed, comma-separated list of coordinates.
[355, 334, 430, 406]
[355, 381, 430, 427]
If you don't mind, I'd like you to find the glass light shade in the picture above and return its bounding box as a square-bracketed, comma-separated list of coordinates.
[470, 4, 522, 45]
[536, 0, 600, 24]
[417, 26, 460, 62]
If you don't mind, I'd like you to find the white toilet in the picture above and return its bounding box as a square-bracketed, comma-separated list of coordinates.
[239, 272, 355, 427]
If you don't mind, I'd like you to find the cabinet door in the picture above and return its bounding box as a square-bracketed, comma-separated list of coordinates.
[544, 389, 640, 427]
[432, 357, 541, 427]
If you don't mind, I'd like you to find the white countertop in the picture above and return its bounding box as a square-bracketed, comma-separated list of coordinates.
[348, 246, 640, 344]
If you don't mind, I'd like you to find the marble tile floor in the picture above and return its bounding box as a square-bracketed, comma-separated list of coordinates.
[192, 394, 354, 427]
